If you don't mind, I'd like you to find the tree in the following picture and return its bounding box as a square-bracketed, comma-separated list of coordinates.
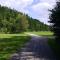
[49, 1, 60, 58]
[49, 1, 60, 44]
[16, 14, 29, 32]
[0, 5, 50, 33]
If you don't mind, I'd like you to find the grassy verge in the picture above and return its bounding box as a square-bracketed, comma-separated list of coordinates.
[0, 34, 30, 60]
[25, 31, 53, 37]
[48, 38, 60, 59]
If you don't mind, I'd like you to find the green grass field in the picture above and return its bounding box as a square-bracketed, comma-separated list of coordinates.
[0, 31, 53, 60]
[25, 31, 53, 37]
[0, 33, 30, 60]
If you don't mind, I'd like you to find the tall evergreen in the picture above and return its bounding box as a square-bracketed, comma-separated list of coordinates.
[49, 1, 60, 44]
[49, 1, 60, 58]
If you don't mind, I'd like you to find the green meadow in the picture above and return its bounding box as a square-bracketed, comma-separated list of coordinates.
[0, 33, 30, 60]
[25, 31, 53, 37]
[0, 31, 53, 60]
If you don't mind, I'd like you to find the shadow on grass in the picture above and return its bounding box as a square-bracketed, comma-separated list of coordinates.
[48, 38, 60, 60]
[41, 35, 53, 38]
[0, 36, 30, 60]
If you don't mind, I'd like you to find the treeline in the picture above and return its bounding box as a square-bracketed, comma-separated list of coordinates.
[27, 15, 50, 31]
[0, 5, 50, 33]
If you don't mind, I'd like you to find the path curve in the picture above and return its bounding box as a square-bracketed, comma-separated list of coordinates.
[10, 33, 56, 60]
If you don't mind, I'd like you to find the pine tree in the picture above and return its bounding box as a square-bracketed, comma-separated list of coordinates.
[49, 1, 60, 58]
[49, 1, 60, 44]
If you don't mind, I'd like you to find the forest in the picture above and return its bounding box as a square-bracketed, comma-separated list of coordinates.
[0, 1, 60, 59]
[0, 5, 50, 33]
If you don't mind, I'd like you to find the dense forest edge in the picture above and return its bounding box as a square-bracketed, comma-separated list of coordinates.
[0, 5, 50, 33]
[48, 1, 60, 59]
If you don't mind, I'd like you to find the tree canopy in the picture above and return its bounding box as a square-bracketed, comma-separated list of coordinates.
[49, 1, 60, 59]
[0, 5, 50, 33]
[49, 1, 60, 43]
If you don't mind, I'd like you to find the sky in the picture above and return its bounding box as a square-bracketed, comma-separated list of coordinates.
[0, 0, 57, 25]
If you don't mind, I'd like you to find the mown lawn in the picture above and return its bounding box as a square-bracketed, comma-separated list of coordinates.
[0, 33, 30, 60]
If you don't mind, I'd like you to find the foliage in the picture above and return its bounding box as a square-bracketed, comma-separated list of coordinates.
[49, 1, 60, 59]
[49, 1, 60, 44]
[0, 5, 50, 33]
[26, 15, 50, 31]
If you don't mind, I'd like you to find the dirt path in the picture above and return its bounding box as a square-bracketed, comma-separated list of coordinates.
[10, 34, 56, 60]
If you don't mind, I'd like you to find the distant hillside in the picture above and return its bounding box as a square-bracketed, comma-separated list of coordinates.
[0, 5, 50, 33]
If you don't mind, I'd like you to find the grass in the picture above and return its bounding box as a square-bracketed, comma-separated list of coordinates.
[0, 33, 27, 38]
[48, 38, 60, 59]
[25, 31, 53, 37]
[0, 33, 30, 60]
[0, 31, 53, 60]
